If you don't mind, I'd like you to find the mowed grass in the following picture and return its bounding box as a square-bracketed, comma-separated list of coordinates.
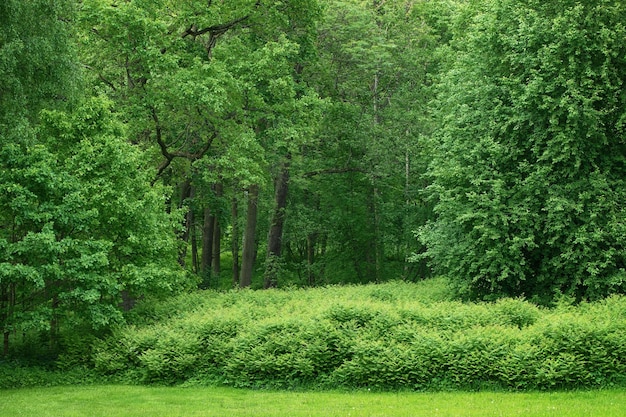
[2, 385, 625, 417]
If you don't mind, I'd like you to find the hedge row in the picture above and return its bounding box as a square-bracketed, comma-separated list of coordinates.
[92, 281, 626, 390]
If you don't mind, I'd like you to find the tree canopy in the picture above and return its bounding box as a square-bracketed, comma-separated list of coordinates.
[420, 0, 626, 303]
[3, 0, 626, 358]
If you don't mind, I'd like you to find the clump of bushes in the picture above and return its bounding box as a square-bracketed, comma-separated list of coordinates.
[92, 280, 626, 390]
[0, 362, 102, 389]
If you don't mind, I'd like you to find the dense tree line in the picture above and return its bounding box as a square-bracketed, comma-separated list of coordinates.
[420, 0, 626, 303]
[2, 0, 626, 356]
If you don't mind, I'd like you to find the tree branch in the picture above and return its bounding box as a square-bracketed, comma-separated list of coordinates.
[181, 15, 251, 58]
[302, 167, 364, 178]
[150, 107, 218, 185]
[82, 64, 117, 91]
[181, 16, 250, 39]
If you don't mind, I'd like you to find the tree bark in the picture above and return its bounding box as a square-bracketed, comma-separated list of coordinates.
[201, 206, 215, 282]
[239, 185, 259, 288]
[187, 186, 199, 273]
[263, 159, 290, 289]
[212, 217, 221, 277]
[403, 148, 410, 279]
[3, 332, 8, 357]
[1, 282, 14, 356]
[306, 233, 316, 286]
[212, 183, 223, 280]
[49, 293, 59, 352]
[177, 180, 193, 267]
[231, 196, 240, 287]
[372, 186, 383, 283]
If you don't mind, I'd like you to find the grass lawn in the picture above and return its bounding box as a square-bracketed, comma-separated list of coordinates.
[2, 385, 625, 417]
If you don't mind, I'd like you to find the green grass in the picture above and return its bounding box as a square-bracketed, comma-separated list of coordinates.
[2, 385, 625, 417]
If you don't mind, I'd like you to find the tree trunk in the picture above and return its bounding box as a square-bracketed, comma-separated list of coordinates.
[1, 285, 6, 356]
[371, 70, 383, 283]
[2, 282, 17, 356]
[177, 180, 193, 267]
[239, 184, 259, 288]
[306, 233, 316, 286]
[201, 206, 215, 285]
[403, 148, 410, 280]
[3, 332, 8, 357]
[49, 293, 59, 353]
[188, 186, 198, 273]
[212, 183, 223, 280]
[231, 196, 240, 287]
[263, 159, 290, 289]
[212, 217, 221, 277]
[1, 282, 14, 356]
[372, 186, 383, 283]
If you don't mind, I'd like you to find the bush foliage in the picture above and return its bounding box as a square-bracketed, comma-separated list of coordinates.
[420, 0, 626, 303]
[92, 279, 626, 390]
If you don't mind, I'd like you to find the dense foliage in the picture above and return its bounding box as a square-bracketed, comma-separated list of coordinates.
[1, 1, 186, 356]
[3, 0, 626, 390]
[88, 281, 626, 390]
[421, 0, 626, 302]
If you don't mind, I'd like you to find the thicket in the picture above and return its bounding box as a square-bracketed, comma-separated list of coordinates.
[421, 0, 626, 302]
[89, 279, 626, 391]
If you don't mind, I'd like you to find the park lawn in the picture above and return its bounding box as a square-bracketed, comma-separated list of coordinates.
[1, 385, 625, 417]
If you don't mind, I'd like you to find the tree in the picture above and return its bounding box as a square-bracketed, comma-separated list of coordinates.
[0, 0, 186, 355]
[421, 0, 626, 302]
[276, 0, 440, 285]
[1, 0, 78, 356]
[79, 0, 245, 278]
[0, 0, 77, 132]
[78, 0, 326, 289]
[1, 96, 186, 355]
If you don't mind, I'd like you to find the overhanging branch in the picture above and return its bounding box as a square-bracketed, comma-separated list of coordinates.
[150, 107, 218, 185]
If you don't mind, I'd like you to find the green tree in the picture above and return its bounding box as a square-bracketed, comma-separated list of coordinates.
[0, 0, 77, 132]
[1, 0, 186, 356]
[278, 0, 440, 285]
[78, 0, 329, 289]
[421, 0, 626, 302]
[1, 0, 78, 356]
[0, 97, 186, 355]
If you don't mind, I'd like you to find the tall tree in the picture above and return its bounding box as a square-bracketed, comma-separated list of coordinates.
[1, 0, 77, 355]
[1, 1, 186, 356]
[421, 0, 626, 302]
[78, 0, 326, 289]
[78, 0, 256, 283]
[277, 0, 440, 285]
[239, 185, 259, 287]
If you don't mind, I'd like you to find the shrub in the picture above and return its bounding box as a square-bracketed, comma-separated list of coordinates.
[0, 361, 100, 389]
[493, 298, 541, 329]
[442, 326, 514, 388]
[89, 283, 626, 391]
[222, 319, 349, 388]
[138, 328, 200, 385]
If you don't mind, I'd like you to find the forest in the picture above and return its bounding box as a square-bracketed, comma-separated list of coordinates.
[2, 0, 626, 391]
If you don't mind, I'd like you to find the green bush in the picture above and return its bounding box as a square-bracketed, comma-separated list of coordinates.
[138, 328, 200, 385]
[223, 319, 349, 388]
[0, 362, 100, 389]
[493, 298, 541, 329]
[88, 281, 626, 391]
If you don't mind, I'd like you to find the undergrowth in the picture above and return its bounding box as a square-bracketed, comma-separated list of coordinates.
[87, 278, 626, 391]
